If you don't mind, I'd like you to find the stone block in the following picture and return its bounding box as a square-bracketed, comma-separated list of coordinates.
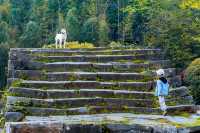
[5, 112, 24, 122]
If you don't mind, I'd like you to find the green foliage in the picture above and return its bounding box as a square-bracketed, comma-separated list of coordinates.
[144, 0, 200, 67]
[109, 41, 122, 48]
[0, 45, 8, 88]
[0, 21, 9, 43]
[185, 58, 200, 104]
[82, 17, 99, 43]
[66, 7, 81, 41]
[0, 114, 5, 128]
[98, 15, 109, 46]
[19, 21, 41, 48]
[0, 0, 199, 89]
[43, 41, 94, 49]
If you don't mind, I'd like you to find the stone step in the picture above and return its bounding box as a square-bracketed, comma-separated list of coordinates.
[167, 105, 198, 114]
[11, 75, 182, 90]
[6, 96, 155, 109]
[8, 87, 190, 103]
[165, 96, 193, 106]
[6, 104, 197, 118]
[8, 87, 192, 107]
[6, 106, 161, 116]
[34, 54, 163, 63]
[169, 86, 191, 97]
[6, 113, 200, 133]
[13, 80, 155, 91]
[8, 88, 155, 99]
[9, 60, 170, 73]
[23, 112, 199, 123]
[13, 68, 176, 81]
[44, 60, 170, 72]
[10, 48, 162, 58]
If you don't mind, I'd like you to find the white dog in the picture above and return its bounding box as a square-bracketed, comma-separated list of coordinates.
[55, 29, 67, 48]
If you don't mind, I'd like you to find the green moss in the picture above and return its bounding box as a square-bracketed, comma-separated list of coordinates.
[10, 79, 23, 87]
[6, 106, 29, 115]
[14, 100, 32, 107]
[18, 72, 29, 80]
[178, 112, 191, 118]
[182, 118, 200, 127]
[132, 60, 146, 64]
[0, 114, 5, 128]
[75, 89, 81, 96]
[68, 73, 78, 81]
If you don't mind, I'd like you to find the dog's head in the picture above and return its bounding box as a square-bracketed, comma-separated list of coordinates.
[61, 29, 66, 34]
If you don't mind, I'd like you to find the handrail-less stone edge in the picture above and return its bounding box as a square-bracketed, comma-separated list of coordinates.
[6, 113, 200, 133]
[6, 96, 155, 109]
[9, 48, 163, 60]
[5, 105, 162, 116]
[12, 68, 176, 82]
[10, 48, 161, 52]
[6, 104, 197, 117]
[8, 87, 155, 99]
[8, 87, 189, 98]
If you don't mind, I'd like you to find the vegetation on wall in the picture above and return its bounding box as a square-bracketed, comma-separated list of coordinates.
[185, 58, 200, 104]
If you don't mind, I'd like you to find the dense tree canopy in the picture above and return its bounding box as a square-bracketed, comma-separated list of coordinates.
[0, 0, 200, 88]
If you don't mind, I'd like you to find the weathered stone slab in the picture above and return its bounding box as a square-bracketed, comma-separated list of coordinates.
[9, 87, 154, 99]
[6, 96, 154, 109]
[18, 80, 155, 90]
[5, 113, 200, 133]
[10, 48, 162, 56]
[6, 106, 161, 116]
[5, 112, 24, 122]
[12, 68, 177, 82]
[8, 60, 43, 71]
[167, 105, 197, 113]
[170, 86, 189, 97]
[105, 124, 153, 133]
[6, 122, 64, 133]
[35, 54, 162, 62]
[43, 60, 170, 72]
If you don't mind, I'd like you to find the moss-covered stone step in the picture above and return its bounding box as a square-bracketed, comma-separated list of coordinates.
[10, 48, 162, 57]
[34, 54, 163, 63]
[5, 106, 162, 116]
[8, 88, 155, 99]
[11, 75, 182, 90]
[12, 80, 155, 91]
[43, 60, 170, 72]
[167, 105, 198, 114]
[13, 68, 176, 81]
[9, 59, 170, 73]
[7, 113, 200, 133]
[6, 104, 197, 117]
[8, 86, 189, 100]
[13, 71, 153, 81]
[6, 96, 155, 109]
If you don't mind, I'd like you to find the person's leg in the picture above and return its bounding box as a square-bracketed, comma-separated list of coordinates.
[158, 96, 167, 112]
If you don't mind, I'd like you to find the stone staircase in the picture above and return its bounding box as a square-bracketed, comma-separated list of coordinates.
[5, 48, 197, 122]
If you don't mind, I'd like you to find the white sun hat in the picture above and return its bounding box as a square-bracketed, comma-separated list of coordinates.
[156, 69, 165, 76]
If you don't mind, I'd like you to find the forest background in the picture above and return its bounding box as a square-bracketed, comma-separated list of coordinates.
[0, 0, 200, 89]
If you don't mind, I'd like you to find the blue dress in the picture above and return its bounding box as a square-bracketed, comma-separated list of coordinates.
[155, 80, 169, 96]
